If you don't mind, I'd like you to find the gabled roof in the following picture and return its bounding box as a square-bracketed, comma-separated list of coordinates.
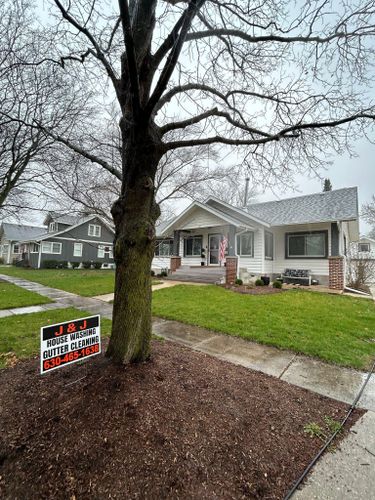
[245, 187, 358, 226]
[160, 200, 257, 236]
[22, 215, 115, 242]
[0, 223, 46, 241]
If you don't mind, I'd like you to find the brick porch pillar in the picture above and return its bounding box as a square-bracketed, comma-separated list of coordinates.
[170, 256, 181, 272]
[329, 256, 344, 290]
[226, 256, 238, 285]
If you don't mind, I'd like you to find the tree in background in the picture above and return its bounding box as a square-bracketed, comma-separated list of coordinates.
[4, 0, 375, 364]
[323, 179, 332, 192]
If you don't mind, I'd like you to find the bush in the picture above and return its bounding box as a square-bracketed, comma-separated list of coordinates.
[71, 261, 80, 269]
[82, 261, 92, 269]
[93, 262, 102, 270]
[273, 280, 282, 289]
[43, 260, 59, 269]
[255, 278, 264, 286]
[235, 278, 243, 285]
[150, 270, 155, 277]
[57, 261, 68, 269]
[160, 270, 168, 277]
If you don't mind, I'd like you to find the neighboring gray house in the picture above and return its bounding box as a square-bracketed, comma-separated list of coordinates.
[0, 223, 46, 264]
[153, 187, 360, 289]
[1, 212, 115, 269]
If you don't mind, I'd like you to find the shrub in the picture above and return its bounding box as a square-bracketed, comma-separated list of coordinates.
[71, 262, 80, 269]
[0, 257, 4, 264]
[43, 260, 59, 269]
[82, 261, 92, 269]
[235, 278, 243, 285]
[160, 270, 168, 277]
[150, 270, 155, 277]
[255, 278, 264, 286]
[93, 262, 102, 270]
[273, 280, 282, 289]
[57, 261, 68, 269]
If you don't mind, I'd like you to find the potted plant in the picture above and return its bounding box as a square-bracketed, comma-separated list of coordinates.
[201, 248, 206, 266]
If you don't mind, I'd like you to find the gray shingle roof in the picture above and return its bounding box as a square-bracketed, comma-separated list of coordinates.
[44, 212, 83, 226]
[246, 187, 358, 226]
[1, 223, 46, 241]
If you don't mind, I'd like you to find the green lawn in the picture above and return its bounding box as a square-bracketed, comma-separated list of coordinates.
[0, 308, 112, 369]
[152, 285, 375, 370]
[0, 267, 161, 297]
[0, 282, 52, 310]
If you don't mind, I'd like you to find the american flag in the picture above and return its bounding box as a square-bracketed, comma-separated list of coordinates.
[219, 236, 228, 263]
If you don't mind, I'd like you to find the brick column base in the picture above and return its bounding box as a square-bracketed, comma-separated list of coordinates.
[170, 256, 181, 272]
[329, 256, 344, 290]
[226, 256, 238, 285]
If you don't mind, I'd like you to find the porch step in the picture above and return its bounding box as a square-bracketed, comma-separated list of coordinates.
[167, 266, 225, 284]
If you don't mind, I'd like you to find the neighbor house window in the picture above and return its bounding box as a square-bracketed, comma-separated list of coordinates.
[41, 242, 62, 254]
[286, 232, 327, 258]
[358, 243, 370, 252]
[12, 244, 21, 254]
[98, 245, 113, 258]
[265, 231, 274, 260]
[73, 242, 83, 257]
[184, 236, 202, 257]
[237, 232, 254, 257]
[30, 243, 39, 253]
[49, 222, 58, 233]
[88, 224, 101, 237]
[155, 239, 173, 256]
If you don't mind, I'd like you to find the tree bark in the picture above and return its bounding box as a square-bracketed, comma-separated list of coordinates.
[106, 121, 162, 363]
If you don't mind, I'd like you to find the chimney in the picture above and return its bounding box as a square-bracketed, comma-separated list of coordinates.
[243, 177, 250, 206]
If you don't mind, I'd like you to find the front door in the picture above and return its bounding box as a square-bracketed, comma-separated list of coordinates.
[209, 234, 222, 265]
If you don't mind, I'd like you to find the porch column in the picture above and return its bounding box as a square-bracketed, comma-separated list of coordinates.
[227, 225, 236, 256]
[329, 256, 345, 290]
[331, 222, 339, 256]
[226, 256, 238, 285]
[172, 230, 180, 256]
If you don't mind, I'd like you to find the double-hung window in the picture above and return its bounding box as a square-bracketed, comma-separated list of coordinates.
[98, 245, 113, 259]
[358, 243, 370, 253]
[73, 242, 83, 257]
[12, 244, 21, 254]
[41, 242, 62, 254]
[30, 243, 39, 253]
[88, 224, 101, 237]
[49, 222, 58, 232]
[286, 232, 327, 258]
[264, 231, 273, 260]
[184, 236, 202, 257]
[155, 239, 173, 256]
[237, 232, 254, 257]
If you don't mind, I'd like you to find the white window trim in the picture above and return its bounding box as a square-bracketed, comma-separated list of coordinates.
[73, 242, 83, 257]
[264, 231, 274, 260]
[358, 243, 370, 252]
[30, 243, 40, 254]
[41, 242, 62, 254]
[184, 236, 203, 257]
[88, 224, 101, 237]
[236, 231, 254, 257]
[49, 222, 58, 233]
[286, 232, 327, 259]
[12, 243, 21, 254]
[98, 244, 113, 259]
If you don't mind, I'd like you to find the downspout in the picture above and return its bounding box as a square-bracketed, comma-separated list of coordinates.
[37, 242, 42, 269]
[7, 241, 11, 264]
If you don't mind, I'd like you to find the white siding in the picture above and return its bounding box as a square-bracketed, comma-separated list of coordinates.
[270, 223, 331, 277]
[179, 207, 226, 230]
[237, 227, 264, 275]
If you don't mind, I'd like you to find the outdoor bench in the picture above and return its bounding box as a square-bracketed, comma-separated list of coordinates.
[282, 268, 311, 285]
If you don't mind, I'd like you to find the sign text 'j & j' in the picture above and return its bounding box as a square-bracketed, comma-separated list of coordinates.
[40, 315, 101, 374]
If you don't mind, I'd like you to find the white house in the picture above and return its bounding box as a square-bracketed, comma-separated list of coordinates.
[153, 187, 360, 290]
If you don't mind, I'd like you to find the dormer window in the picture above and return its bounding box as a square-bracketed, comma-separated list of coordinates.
[49, 222, 58, 233]
[88, 224, 101, 238]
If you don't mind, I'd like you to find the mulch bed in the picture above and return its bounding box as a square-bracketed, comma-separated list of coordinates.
[0, 340, 363, 499]
[224, 284, 284, 295]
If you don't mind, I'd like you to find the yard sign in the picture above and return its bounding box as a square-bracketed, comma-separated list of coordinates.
[40, 315, 101, 374]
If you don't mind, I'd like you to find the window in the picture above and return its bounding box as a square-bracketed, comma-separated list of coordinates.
[41, 242, 62, 254]
[12, 244, 20, 254]
[30, 243, 39, 253]
[155, 239, 173, 256]
[184, 236, 202, 257]
[265, 231, 273, 260]
[286, 232, 327, 258]
[88, 224, 101, 237]
[237, 232, 254, 257]
[73, 242, 83, 257]
[358, 243, 370, 252]
[98, 245, 113, 259]
[49, 222, 58, 233]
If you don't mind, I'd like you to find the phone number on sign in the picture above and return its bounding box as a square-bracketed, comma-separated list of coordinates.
[43, 344, 100, 371]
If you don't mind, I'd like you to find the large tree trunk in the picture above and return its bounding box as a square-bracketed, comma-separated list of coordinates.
[106, 122, 162, 363]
